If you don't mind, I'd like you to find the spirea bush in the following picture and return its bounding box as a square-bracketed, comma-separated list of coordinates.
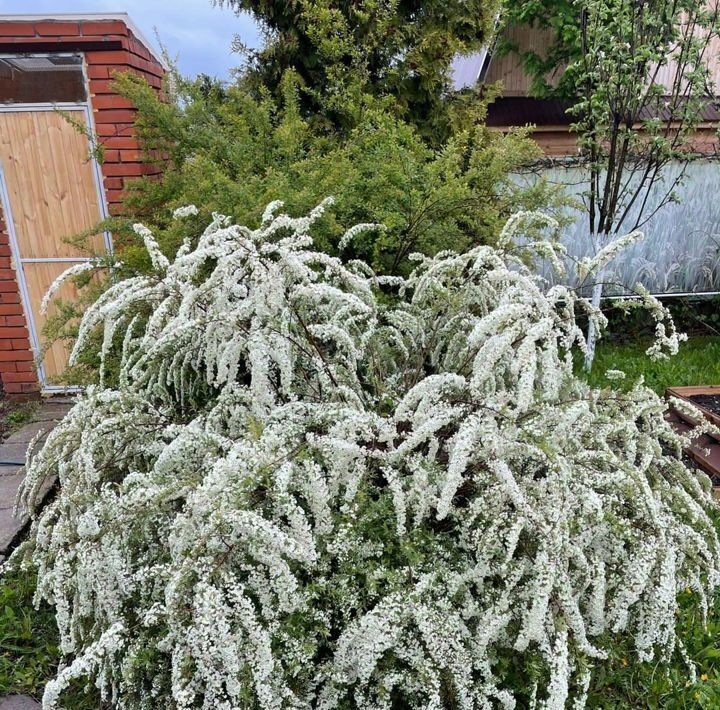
[14, 201, 720, 708]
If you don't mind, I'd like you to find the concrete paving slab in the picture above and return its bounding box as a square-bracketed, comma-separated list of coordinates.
[0, 468, 23, 506]
[0, 399, 70, 558]
[0, 696, 41, 709]
[0, 442, 31, 466]
[3, 421, 51, 445]
[0, 471, 56, 558]
[0, 469, 24, 555]
[30, 403, 72, 423]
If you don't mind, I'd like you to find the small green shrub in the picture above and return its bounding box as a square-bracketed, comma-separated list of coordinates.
[107, 71, 565, 279]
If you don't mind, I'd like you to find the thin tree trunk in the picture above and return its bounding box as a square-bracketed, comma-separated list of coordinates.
[584, 280, 603, 371]
[584, 229, 604, 371]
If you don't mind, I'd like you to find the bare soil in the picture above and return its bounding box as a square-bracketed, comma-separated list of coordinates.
[689, 394, 720, 418]
[683, 451, 720, 486]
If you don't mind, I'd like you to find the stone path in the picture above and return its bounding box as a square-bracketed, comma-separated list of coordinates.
[0, 696, 40, 709]
[0, 399, 72, 710]
[0, 399, 72, 562]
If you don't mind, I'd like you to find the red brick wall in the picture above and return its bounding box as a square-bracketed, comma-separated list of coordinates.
[0, 18, 165, 395]
[83, 25, 165, 214]
[0, 212, 39, 397]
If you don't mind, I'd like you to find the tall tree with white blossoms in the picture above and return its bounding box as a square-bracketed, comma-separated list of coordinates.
[569, 0, 720, 368]
[11, 202, 720, 708]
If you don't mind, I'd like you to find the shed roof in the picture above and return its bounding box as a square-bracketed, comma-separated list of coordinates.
[486, 98, 571, 127]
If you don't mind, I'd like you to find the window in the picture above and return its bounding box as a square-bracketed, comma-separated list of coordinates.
[0, 54, 86, 104]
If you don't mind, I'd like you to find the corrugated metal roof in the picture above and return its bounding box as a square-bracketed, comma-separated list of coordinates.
[451, 53, 486, 90]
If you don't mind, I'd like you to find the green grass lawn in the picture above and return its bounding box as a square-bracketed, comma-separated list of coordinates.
[0, 400, 37, 441]
[0, 571, 58, 699]
[583, 335, 720, 394]
[0, 570, 99, 705]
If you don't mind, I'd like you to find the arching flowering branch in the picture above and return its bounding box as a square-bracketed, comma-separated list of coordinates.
[12, 202, 720, 709]
[40, 261, 103, 316]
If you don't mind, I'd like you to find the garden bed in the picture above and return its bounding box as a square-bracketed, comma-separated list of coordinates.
[667, 385, 720, 429]
[666, 386, 720, 490]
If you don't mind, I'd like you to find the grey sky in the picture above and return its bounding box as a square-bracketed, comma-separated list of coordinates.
[0, 0, 261, 79]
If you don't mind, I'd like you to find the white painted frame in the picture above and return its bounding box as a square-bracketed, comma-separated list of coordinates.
[0, 52, 113, 392]
[0, 160, 47, 387]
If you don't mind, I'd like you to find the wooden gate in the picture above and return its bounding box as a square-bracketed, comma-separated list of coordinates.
[0, 106, 109, 389]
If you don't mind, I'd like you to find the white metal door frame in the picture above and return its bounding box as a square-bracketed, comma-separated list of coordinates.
[0, 160, 48, 385]
[0, 97, 112, 392]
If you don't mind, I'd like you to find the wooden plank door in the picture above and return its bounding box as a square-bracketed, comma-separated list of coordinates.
[0, 108, 107, 387]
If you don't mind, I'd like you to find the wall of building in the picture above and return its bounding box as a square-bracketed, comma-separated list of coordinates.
[0, 212, 35, 397]
[500, 124, 720, 157]
[522, 127, 578, 157]
[488, 20, 720, 98]
[84, 28, 165, 214]
[484, 24, 560, 96]
[0, 17, 164, 396]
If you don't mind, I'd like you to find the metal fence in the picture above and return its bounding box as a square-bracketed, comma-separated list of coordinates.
[523, 161, 720, 295]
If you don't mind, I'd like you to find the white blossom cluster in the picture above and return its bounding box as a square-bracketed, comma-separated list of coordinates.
[13, 202, 720, 708]
[172, 204, 199, 219]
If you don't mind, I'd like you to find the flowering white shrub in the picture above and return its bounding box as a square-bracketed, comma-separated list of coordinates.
[14, 201, 720, 708]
